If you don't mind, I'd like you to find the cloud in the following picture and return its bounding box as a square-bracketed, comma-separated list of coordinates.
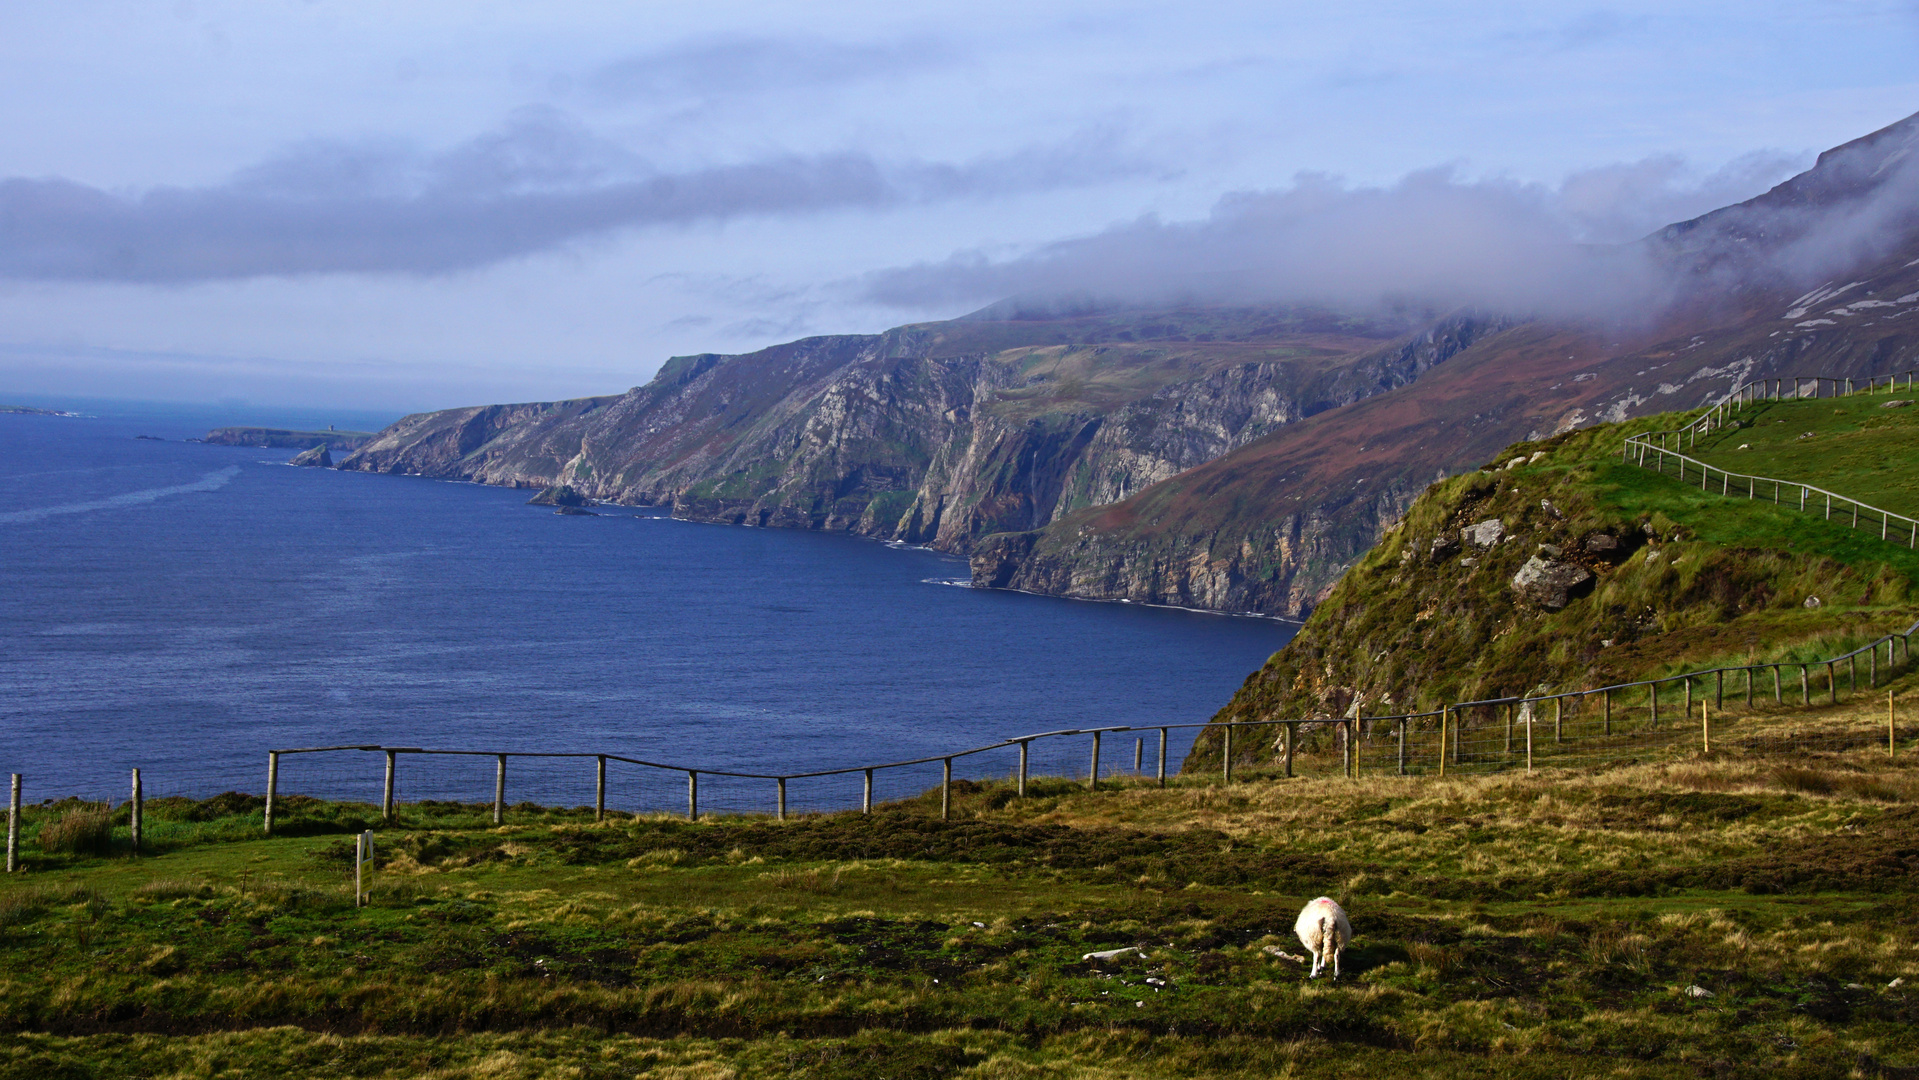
[859, 150, 1852, 321]
[584, 34, 956, 102]
[0, 112, 1148, 283]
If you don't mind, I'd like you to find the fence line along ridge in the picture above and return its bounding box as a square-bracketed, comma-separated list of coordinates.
[1621, 368, 1919, 547]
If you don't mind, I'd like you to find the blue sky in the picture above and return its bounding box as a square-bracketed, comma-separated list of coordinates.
[1, 1, 1915, 414]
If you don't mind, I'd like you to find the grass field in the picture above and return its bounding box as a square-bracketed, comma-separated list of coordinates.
[1690, 390, 1919, 519]
[4, 690, 1919, 1079]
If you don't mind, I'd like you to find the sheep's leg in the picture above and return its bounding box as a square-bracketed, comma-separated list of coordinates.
[1307, 948, 1321, 978]
[1332, 945, 1341, 981]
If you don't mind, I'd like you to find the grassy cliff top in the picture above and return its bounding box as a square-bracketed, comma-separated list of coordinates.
[1691, 389, 1919, 517]
[2, 718, 1918, 1078]
[1205, 396, 1919, 740]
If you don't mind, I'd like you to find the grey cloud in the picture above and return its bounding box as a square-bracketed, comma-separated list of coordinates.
[859, 154, 1823, 320]
[0, 115, 1147, 283]
[584, 34, 955, 102]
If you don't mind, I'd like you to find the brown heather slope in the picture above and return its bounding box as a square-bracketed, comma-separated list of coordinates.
[972, 111, 1919, 615]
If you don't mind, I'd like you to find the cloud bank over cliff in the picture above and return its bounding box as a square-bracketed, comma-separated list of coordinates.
[861, 151, 1826, 320]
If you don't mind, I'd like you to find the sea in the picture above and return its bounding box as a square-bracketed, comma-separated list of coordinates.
[0, 400, 1296, 816]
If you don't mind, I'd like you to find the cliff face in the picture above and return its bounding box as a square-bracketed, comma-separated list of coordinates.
[341, 113, 1919, 619]
[338, 307, 1473, 556]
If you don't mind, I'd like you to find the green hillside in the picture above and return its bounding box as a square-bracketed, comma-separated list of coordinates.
[1690, 390, 1919, 519]
[1201, 401, 1919, 756]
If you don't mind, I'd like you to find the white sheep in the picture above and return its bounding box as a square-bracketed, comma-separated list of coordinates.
[1294, 896, 1352, 980]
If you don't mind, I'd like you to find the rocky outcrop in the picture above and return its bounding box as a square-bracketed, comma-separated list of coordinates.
[289, 444, 332, 467]
[1510, 552, 1593, 610]
[527, 484, 588, 507]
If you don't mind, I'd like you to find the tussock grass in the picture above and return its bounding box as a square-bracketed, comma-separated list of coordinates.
[35, 805, 113, 856]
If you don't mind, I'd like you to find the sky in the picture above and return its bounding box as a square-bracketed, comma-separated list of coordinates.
[1, 1, 1917, 417]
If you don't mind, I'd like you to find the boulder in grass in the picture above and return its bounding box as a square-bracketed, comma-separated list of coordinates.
[289, 444, 332, 467]
[1462, 518, 1505, 549]
[1511, 556, 1593, 611]
[527, 484, 587, 507]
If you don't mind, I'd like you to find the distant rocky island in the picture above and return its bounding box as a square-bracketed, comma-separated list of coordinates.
[0, 405, 83, 417]
[199, 426, 373, 451]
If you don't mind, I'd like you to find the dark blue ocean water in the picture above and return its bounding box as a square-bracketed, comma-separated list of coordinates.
[0, 402, 1294, 815]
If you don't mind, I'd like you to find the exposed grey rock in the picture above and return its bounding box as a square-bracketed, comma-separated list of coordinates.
[1883, 399, 1912, 408]
[1428, 534, 1460, 562]
[1511, 555, 1593, 610]
[1537, 543, 1562, 557]
[1463, 518, 1505, 549]
[1584, 532, 1619, 556]
[527, 484, 587, 507]
[289, 444, 332, 467]
[554, 504, 599, 516]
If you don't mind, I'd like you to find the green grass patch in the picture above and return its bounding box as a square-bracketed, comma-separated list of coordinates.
[1691, 391, 1919, 518]
[5, 749, 1919, 1077]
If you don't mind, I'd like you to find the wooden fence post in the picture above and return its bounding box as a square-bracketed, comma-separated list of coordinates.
[5, 774, 16, 873]
[596, 756, 607, 822]
[1604, 689, 1612, 735]
[1342, 721, 1352, 778]
[1089, 731, 1101, 792]
[1651, 681, 1659, 727]
[264, 752, 278, 836]
[1134, 737, 1143, 774]
[1801, 665, 1811, 705]
[941, 759, 952, 821]
[130, 769, 142, 857]
[777, 778, 786, 822]
[1157, 728, 1168, 787]
[1893, 691, 1899, 759]
[687, 772, 698, 822]
[1505, 704, 1514, 756]
[1222, 724, 1233, 785]
[382, 750, 396, 822]
[1017, 742, 1029, 797]
[1702, 702, 1711, 754]
[1525, 705, 1533, 773]
[1829, 661, 1838, 705]
[1715, 669, 1723, 711]
[1438, 710, 1448, 778]
[1554, 697, 1563, 744]
[1398, 718, 1407, 776]
[493, 756, 505, 825]
[863, 769, 874, 814]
